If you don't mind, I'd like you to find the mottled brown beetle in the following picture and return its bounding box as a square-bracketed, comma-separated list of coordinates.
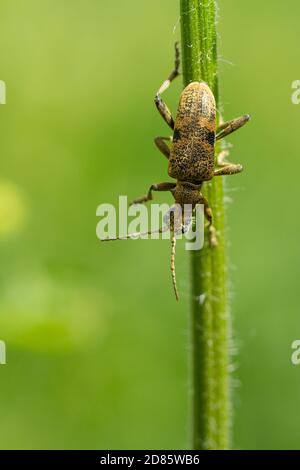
[103, 44, 250, 300]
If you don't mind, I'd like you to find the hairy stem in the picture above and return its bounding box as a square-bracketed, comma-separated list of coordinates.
[180, 0, 231, 450]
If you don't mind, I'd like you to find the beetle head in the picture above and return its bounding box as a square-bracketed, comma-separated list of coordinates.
[163, 203, 193, 234]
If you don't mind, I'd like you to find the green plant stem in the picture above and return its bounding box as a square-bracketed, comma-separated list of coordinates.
[180, 0, 231, 450]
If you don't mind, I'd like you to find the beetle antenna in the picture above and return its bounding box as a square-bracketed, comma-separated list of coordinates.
[170, 231, 179, 301]
[100, 226, 168, 241]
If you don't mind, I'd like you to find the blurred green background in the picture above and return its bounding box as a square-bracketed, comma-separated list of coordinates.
[0, 0, 299, 450]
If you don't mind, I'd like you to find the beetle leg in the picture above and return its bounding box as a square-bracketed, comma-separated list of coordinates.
[130, 182, 176, 205]
[154, 136, 172, 159]
[197, 194, 217, 247]
[155, 43, 180, 130]
[214, 164, 243, 176]
[216, 114, 250, 140]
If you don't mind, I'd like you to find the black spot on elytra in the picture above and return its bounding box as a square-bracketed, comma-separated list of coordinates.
[173, 128, 181, 142]
[206, 131, 215, 146]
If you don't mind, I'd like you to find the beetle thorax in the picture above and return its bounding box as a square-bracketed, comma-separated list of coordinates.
[172, 181, 201, 207]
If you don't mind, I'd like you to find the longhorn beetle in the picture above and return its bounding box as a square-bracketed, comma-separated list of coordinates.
[102, 44, 250, 300]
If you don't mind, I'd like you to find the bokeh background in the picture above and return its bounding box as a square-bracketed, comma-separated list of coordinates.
[0, 0, 299, 450]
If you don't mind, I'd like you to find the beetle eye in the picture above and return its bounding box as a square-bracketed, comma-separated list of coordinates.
[181, 224, 190, 234]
